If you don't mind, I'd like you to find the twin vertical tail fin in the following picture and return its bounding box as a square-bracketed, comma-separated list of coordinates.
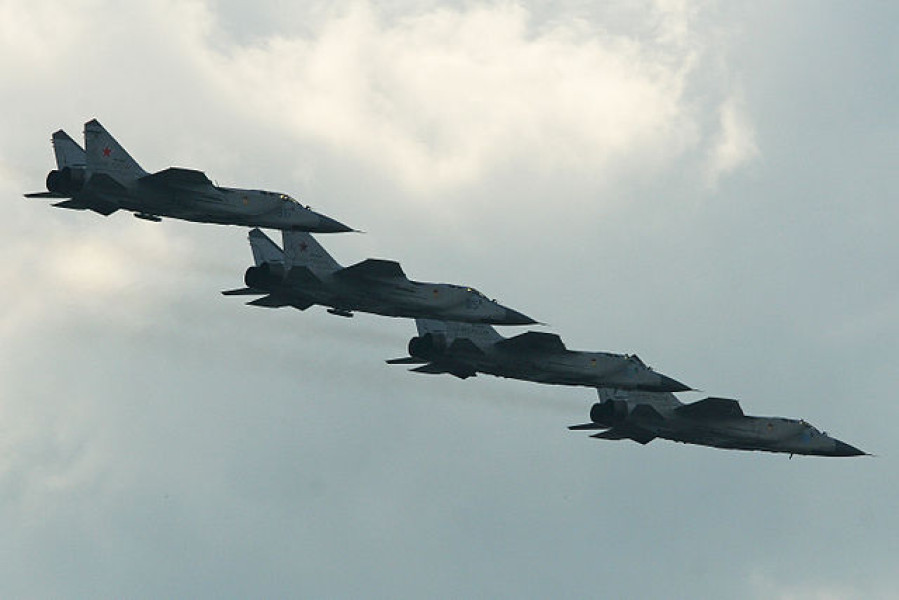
[83, 119, 147, 182]
[248, 229, 286, 266]
[52, 130, 85, 169]
[281, 230, 341, 276]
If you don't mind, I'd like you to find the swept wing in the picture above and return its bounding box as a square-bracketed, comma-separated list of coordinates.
[335, 259, 406, 281]
[494, 331, 567, 354]
[139, 167, 214, 190]
[675, 397, 744, 418]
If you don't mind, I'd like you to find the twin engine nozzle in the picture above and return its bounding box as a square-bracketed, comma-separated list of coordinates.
[46, 167, 86, 196]
[408, 332, 447, 360]
[590, 399, 629, 426]
[244, 263, 285, 290]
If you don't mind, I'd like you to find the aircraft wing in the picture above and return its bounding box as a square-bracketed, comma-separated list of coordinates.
[334, 259, 406, 281]
[675, 397, 744, 419]
[494, 331, 567, 354]
[139, 167, 214, 190]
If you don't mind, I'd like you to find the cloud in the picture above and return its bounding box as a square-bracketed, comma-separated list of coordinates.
[705, 89, 759, 186]
[194, 1, 749, 193]
[2, 0, 757, 200]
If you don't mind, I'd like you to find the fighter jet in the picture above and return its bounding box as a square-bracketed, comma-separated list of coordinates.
[386, 319, 690, 392]
[223, 229, 537, 325]
[25, 120, 353, 232]
[569, 388, 867, 457]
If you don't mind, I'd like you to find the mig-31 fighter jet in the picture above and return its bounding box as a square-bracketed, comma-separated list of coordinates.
[26, 120, 353, 232]
[569, 388, 867, 457]
[223, 229, 537, 325]
[386, 319, 690, 392]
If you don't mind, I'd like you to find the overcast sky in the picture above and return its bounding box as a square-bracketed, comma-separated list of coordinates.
[1, 1, 897, 598]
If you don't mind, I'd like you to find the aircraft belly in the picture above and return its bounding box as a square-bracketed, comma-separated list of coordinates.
[332, 284, 445, 319]
[666, 420, 767, 450]
[74, 190, 124, 214]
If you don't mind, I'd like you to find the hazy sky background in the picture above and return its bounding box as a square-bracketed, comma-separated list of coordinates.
[1, 1, 897, 598]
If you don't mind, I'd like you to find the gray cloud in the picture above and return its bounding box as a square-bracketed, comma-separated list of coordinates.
[1, 1, 897, 598]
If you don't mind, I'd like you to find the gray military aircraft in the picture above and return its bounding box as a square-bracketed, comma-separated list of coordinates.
[386, 319, 690, 392]
[223, 229, 538, 325]
[569, 388, 867, 457]
[26, 120, 352, 232]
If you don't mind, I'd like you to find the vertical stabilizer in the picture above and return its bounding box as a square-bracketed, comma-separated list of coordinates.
[248, 229, 285, 266]
[416, 319, 504, 348]
[282, 231, 341, 276]
[83, 119, 147, 181]
[52, 130, 85, 169]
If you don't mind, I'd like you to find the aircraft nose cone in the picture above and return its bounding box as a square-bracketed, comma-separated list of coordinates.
[656, 374, 692, 393]
[315, 214, 354, 233]
[832, 440, 867, 457]
[501, 308, 538, 326]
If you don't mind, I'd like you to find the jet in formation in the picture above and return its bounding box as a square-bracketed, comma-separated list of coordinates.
[223, 229, 537, 325]
[569, 388, 867, 457]
[387, 319, 690, 392]
[26, 120, 353, 232]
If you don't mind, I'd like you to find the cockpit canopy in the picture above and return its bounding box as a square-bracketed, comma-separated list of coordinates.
[270, 191, 310, 209]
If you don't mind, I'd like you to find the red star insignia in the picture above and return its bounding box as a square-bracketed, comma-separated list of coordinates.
[102, 147, 111, 157]
[299, 242, 308, 252]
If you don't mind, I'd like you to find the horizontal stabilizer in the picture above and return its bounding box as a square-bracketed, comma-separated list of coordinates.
[52, 199, 91, 211]
[675, 397, 744, 419]
[591, 427, 656, 445]
[386, 357, 428, 365]
[495, 331, 567, 354]
[412, 363, 453, 374]
[247, 295, 290, 308]
[139, 167, 213, 189]
[335, 258, 406, 281]
[25, 191, 68, 198]
[569, 422, 607, 431]
[222, 287, 265, 296]
[411, 363, 477, 378]
[590, 428, 632, 440]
